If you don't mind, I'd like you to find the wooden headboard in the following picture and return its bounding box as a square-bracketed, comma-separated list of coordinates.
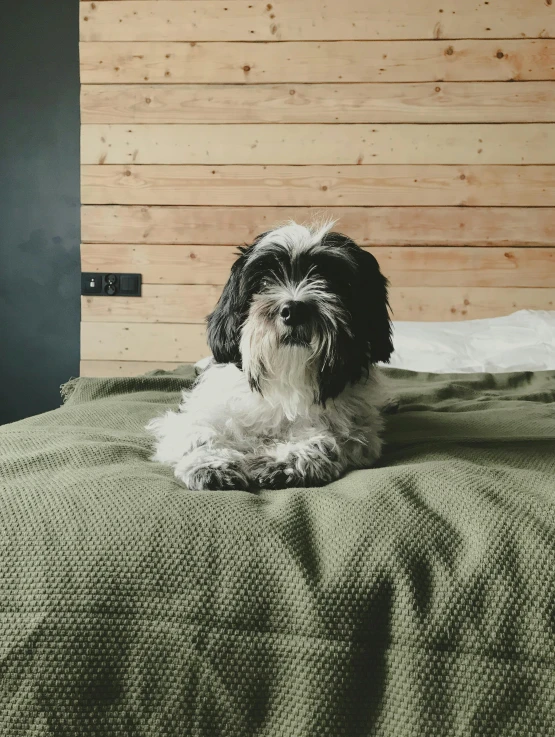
[79, 1, 555, 377]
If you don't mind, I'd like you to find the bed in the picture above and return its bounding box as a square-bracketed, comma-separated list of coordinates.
[1, 311, 555, 735]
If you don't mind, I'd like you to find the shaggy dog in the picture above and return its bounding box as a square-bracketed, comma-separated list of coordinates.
[147, 220, 393, 491]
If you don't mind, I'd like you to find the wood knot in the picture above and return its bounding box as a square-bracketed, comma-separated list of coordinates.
[243, 65, 251, 72]
[445, 46, 454, 55]
[460, 173, 466, 180]
[547, 0, 553, 6]
[321, 185, 328, 191]
[145, 98, 151, 104]
[435, 86, 441, 92]
[189, 252, 197, 260]
[165, 71, 171, 77]
[463, 299, 470, 306]
[289, 89, 296, 95]
[266, 2, 273, 8]
[91, 2, 96, 8]
[124, 170, 132, 177]
[496, 50, 504, 58]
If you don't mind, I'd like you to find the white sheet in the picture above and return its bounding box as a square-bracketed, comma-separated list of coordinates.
[386, 310, 555, 373]
[195, 310, 555, 376]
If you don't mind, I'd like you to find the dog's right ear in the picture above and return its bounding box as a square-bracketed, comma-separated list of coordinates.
[206, 249, 248, 365]
[207, 233, 270, 365]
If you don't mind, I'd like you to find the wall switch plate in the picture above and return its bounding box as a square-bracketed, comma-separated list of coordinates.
[81, 273, 142, 297]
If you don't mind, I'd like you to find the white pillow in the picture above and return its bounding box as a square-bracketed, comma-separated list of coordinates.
[195, 310, 555, 375]
[387, 310, 555, 373]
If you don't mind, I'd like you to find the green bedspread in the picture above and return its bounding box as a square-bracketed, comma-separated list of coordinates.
[1, 367, 555, 736]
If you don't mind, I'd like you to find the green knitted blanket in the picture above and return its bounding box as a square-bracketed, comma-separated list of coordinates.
[1, 367, 555, 736]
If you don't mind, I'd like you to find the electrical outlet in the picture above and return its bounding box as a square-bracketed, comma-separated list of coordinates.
[81, 273, 142, 297]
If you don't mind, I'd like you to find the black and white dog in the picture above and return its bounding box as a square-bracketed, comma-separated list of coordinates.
[147, 220, 393, 491]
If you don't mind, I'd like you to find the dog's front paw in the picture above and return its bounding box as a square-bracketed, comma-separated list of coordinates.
[247, 457, 301, 490]
[248, 456, 338, 490]
[177, 462, 251, 492]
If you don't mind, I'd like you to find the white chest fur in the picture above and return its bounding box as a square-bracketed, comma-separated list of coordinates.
[147, 361, 385, 490]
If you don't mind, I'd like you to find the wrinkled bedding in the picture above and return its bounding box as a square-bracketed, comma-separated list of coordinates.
[1, 367, 554, 736]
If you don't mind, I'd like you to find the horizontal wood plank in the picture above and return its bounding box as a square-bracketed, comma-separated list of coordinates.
[81, 164, 555, 207]
[81, 321, 208, 362]
[81, 245, 555, 288]
[80, 1, 555, 42]
[79, 40, 555, 84]
[81, 124, 555, 165]
[80, 82, 555, 125]
[81, 269, 555, 325]
[80, 360, 184, 377]
[82, 243, 236, 284]
[80, 287, 555, 356]
[392, 287, 555, 320]
[81, 206, 555, 246]
[380, 247, 555, 288]
[82, 284, 222, 322]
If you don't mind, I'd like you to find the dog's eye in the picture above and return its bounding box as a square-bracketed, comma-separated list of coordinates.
[260, 279, 269, 288]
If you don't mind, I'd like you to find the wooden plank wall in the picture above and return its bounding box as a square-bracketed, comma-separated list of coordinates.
[79, 0, 555, 377]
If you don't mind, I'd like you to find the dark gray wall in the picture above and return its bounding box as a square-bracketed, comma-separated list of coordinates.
[0, 0, 80, 425]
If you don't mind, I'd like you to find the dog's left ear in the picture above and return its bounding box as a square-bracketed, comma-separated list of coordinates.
[354, 248, 394, 364]
[206, 250, 248, 365]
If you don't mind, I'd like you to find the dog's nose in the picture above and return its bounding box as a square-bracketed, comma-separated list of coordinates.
[280, 301, 308, 327]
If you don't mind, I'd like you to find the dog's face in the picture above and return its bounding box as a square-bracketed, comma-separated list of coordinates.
[207, 221, 393, 403]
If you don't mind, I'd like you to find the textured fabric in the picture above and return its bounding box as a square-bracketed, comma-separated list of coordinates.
[1, 367, 555, 736]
